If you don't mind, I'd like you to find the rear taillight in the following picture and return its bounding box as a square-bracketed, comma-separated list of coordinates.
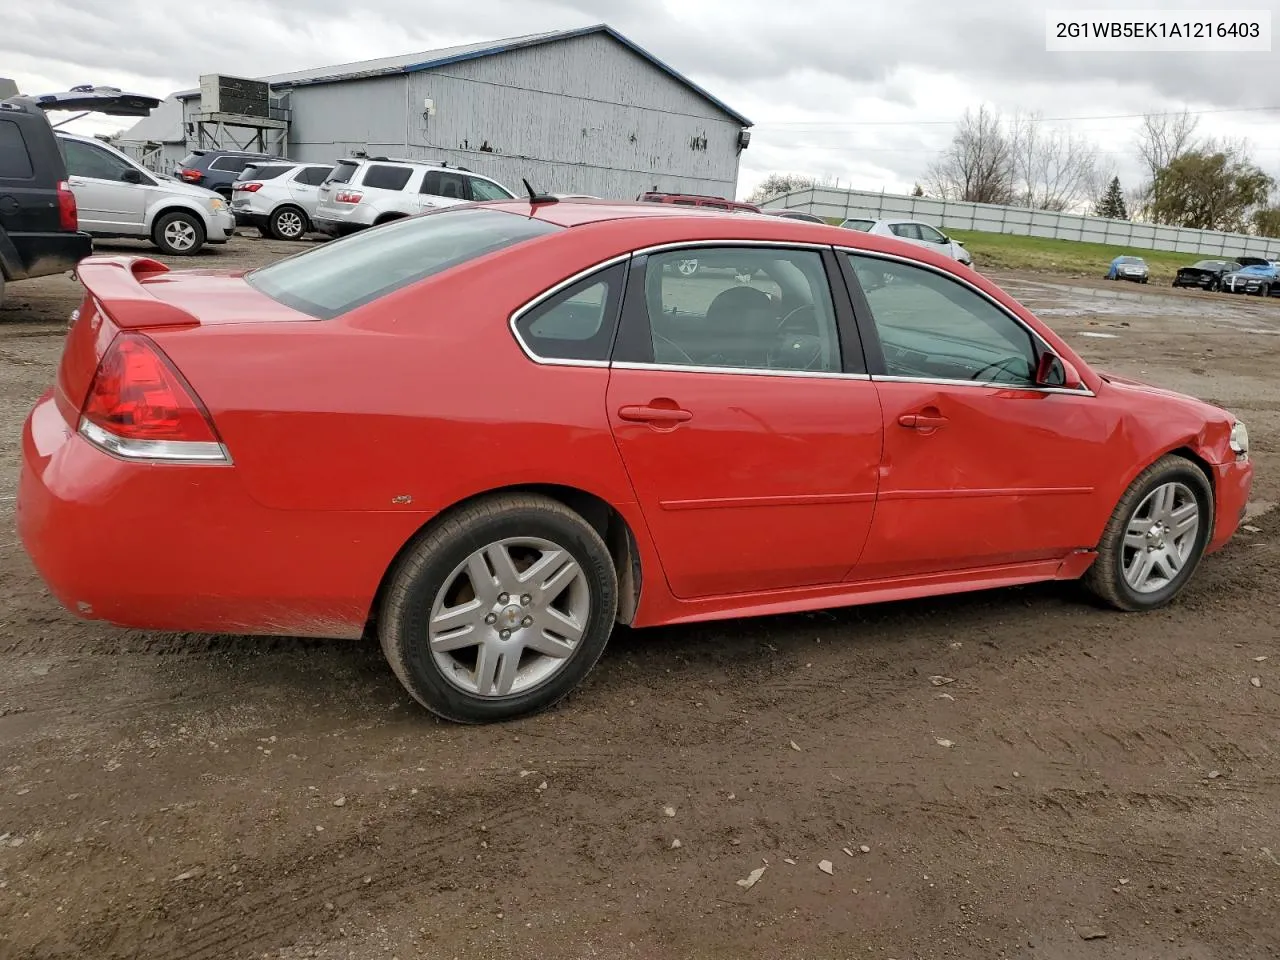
[335, 190, 363, 204]
[57, 180, 78, 230]
[234, 182, 263, 193]
[78, 333, 228, 463]
[177, 168, 202, 183]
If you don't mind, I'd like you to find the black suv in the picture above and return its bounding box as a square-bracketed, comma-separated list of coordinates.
[0, 96, 92, 307]
[176, 149, 275, 200]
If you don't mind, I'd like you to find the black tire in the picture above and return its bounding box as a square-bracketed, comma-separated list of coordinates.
[1140, 277, 1148, 284]
[152, 210, 206, 256]
[1083, 454, 1214, 612]
[379, 493, 619, 723]
[269, 205, 309, 241]
[1263, 284, 1273, 298]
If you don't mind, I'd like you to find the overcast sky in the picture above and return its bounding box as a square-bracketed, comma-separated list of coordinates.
[6, 0, 1280, 200]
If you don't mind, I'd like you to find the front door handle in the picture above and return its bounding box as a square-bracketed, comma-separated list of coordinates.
[618, 403, 692, 425]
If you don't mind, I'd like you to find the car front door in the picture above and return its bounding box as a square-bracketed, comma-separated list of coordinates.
[841, 251, 1120, 580]
[60, 138, 146, 233]
[605, 245, 883, 599]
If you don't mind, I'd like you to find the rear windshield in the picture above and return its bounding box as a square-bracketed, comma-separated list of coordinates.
[326, 161, 358, 184]
[246, 207, 561, 320]
[842, 219, 875, 231]
[240, 164, 292, 181]
[178, 152, 205, 167]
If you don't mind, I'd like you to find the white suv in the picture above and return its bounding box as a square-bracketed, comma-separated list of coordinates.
[840, 217, 974, 267]
[231, 161, 335, 240]
[57, 132, 235, 256]
[314, 157, 516, 236]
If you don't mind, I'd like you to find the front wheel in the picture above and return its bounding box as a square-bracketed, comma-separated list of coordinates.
[152, 211, 206, 256]
[1083, 455, 1213, 611]
[379, 494, 619, 723]
[1263, 284, 1273, 298]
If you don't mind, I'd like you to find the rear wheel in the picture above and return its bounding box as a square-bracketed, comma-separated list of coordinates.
[152, 211, 206, 256]
[269, 205, 309, 240]
[1083, 455, 1213, 611]
[379, 494, 618, 723]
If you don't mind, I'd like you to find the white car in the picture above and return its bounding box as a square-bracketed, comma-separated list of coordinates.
[314, 157, 516, 236]
[840, 217, 973, 267]
[56, 132, 234, 256]
[230, 161, 335, 240]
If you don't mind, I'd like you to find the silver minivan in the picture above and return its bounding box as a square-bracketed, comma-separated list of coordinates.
[57, 132, 236, 255]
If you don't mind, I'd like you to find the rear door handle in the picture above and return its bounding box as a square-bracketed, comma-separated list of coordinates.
[618, 404, 692, 425]
[898, 413, 949, 430]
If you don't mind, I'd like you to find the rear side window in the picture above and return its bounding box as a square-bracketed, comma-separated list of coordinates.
[297, 165, 332, 186]
[210, 155, 259, 173]
[326, 162, 358, 184]
[246, 207, 561, 320]
[360, 164, 413, 190]
[178, 151, 205, 167]
[421, 170, 468, 199]
[514, 263, 626, 362]
[242, 164, 292, 181]
[0, 120, 33, 179]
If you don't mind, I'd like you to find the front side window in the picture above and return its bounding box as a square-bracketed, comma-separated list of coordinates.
[847, 254, 1038, 385]
[514, 263, 625, 362]
[467, 176, 513, 201]
[634, 248, 841, 373]
[246, 207, 561, 320]
[62, 139, 135, 181]
[915, 223, 947, 243]
[360, 164, 413, 191]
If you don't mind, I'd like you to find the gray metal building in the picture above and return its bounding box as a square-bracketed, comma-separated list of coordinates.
[118, 24, 752, 200]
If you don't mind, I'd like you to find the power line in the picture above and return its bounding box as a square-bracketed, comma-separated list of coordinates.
[755, 105, 1280, 128]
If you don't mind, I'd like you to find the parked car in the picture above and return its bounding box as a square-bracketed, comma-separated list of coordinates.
[0, 95, 91, 307]
[840, 217, 973, 267]
[1221, 262, 1279, 296]
[175, 149, 276, 200]
[231, 161, 335, 240]
[313, 157, 516, 236]
[1105, 255, 1149, 283]
[1172, 259, 1240, 291]
[57, 132, 234, 256]
[765, 209, 827, 223]
[18, 200, 1252, 724]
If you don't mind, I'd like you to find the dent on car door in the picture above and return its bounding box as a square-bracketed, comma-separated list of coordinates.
[841, 252, 1120, 578]
[604, 245, 883, 599]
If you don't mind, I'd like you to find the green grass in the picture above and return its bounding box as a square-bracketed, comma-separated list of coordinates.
[945, 230, 1192, 282]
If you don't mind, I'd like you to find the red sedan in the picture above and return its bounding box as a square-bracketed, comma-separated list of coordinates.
[18, 201, 1253, 723]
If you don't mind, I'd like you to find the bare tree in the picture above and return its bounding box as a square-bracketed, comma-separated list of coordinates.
[747, 172, 836, 205]
[1009, 112, 1098, 211]
[925, 106, 1015, 204]
[1136, 108, 1201, 184]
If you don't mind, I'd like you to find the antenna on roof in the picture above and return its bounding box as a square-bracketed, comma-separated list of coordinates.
[522, 178, 560, 205]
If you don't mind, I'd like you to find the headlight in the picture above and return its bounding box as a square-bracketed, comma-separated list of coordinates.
[209, 197, 226, 212]
[1230, 420, 1249, 458]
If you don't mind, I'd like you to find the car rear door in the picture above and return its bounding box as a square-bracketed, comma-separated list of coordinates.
[840, 250, 1119, 580]
[289, 165, 330, 214]
[605, 244, 883, 599]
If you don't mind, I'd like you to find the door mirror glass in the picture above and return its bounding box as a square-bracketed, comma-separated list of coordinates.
[121, 167, 143, 184]
[1035, 352, 1083, 389]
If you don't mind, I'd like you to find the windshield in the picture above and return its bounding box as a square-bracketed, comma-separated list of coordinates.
[246, 207, 561, 319]
[1117, 256, 1143, 264]
[1191, 260, 1225, 269]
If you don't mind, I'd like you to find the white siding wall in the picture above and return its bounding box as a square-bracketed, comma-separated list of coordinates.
[284, 33, 744, 199]
[764, 187, 1280, 259]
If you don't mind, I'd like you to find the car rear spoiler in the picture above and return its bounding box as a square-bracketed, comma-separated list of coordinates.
[75, 256, 200, 330]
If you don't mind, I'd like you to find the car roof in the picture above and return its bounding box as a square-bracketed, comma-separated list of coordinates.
[478, 199, 866, 234]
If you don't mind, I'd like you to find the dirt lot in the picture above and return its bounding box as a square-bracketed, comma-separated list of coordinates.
[1, 237, 1278, 960]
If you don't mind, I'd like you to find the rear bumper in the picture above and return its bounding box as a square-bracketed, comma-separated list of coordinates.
[234, 212, 271, 231]
[1207, 458, 1253, 554]
[314, 217, 366, 237]
[17, 392, 414, 639]
[3, 231, 93, 281]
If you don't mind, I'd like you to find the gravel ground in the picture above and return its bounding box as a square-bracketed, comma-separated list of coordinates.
[1, 236, 1277, 960]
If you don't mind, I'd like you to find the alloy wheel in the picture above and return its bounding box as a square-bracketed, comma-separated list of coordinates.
[1122, 481, 1200, 594]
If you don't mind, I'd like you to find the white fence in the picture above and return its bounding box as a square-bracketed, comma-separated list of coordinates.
[762, 187, 1280, 259]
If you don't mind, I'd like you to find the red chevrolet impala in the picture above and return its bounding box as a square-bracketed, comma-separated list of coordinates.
[18, 200, 1253, 723]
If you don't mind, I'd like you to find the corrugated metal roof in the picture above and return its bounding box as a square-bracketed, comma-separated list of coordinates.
[176, 24, 750, 126]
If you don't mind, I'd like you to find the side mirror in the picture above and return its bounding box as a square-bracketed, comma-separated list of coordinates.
[1035, 352, 1084, 389]
[121, 168, 143, 184]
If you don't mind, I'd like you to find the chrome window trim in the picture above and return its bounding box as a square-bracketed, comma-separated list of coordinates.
[836, 246, 1095, 397]
[79, 420, 232, 464]
[612, 360, 870, 381]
